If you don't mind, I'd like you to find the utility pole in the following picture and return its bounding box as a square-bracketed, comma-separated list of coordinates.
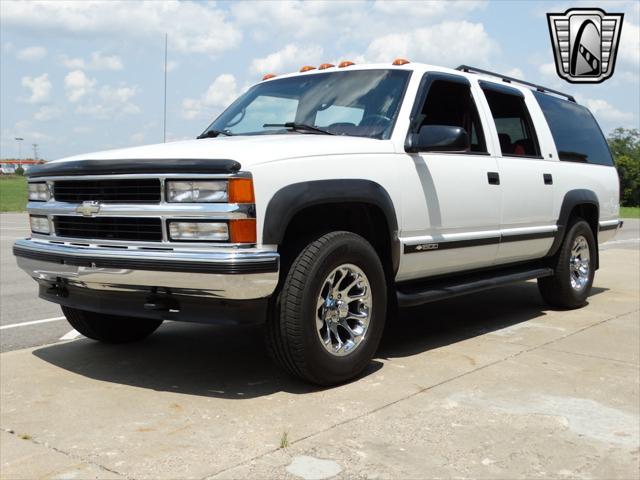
[32, 144, 39, 161]
[163, 33, 168, 143]
[14, 137, 24, 165]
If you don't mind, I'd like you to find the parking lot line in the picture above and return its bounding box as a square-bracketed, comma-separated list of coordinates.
[0, 316, 66, 330]
[59, 329, 81, 340]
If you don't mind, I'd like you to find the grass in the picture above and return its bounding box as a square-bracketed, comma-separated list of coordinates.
[620, 207, 640, 219]
[0, 176, 27, 212]
[279, 431, 289, 449]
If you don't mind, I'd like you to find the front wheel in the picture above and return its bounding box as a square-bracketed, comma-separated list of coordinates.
[538, 219, 596, 309]
[266, 231, 387, 386]
[62, 306, 163, 343]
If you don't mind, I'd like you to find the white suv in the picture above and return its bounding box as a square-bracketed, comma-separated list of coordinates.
[14, 61, 622, 385]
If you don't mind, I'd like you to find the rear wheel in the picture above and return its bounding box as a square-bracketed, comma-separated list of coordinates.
[538, 219, 596, 309]
[62, 306, 163, 343]
[266, 231, 387, 386]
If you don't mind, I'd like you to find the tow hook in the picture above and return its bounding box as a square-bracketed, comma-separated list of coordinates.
[144, 293, 181, 313]
[46, 281, 69, 298]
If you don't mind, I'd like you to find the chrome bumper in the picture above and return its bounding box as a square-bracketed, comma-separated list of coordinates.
[13, 238, 279, 300]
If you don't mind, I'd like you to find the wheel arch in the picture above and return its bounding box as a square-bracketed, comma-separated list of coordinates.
[263, 180, 400, 274]
[547, 189, 600, 268]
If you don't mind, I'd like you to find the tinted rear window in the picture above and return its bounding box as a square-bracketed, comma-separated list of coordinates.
[533, 91, 613, 166]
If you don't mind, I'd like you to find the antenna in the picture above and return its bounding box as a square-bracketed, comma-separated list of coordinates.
[163, 33, 168, 143]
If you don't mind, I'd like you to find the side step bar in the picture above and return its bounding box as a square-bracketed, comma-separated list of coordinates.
[396, 267, 554, 308]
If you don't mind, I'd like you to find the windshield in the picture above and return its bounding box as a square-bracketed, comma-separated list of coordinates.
[203, 69, 411, 140]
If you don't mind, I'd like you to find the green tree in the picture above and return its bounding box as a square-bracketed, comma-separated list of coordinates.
[607, 128, 639, 207]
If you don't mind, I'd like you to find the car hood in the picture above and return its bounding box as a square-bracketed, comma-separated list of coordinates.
[53, 135, 396, 169]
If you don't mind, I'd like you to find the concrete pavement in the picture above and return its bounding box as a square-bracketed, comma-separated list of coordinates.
[1, 243, 638, 479]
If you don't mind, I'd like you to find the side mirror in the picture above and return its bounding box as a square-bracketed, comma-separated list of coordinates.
[405, 125, 470, 153]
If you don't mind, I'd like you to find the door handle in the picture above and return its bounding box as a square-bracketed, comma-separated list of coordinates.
[487, 172, 500, 185]
[543, 173, 553, 185]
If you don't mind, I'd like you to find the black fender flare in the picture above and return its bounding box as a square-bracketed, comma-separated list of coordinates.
[262, 180, 400, 273]
[547, 189, 599, 266]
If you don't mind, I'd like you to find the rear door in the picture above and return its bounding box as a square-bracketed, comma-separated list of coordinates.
[397, 73, 502, 280]
[478, 82, 557, 264]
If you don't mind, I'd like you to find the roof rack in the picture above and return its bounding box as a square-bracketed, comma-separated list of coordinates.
[456, 65, 576, 103]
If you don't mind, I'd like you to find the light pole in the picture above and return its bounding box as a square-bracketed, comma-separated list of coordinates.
[14, 137, 24, 167]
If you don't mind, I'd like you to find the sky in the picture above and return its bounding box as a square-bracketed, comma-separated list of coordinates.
[1, 0, 639, 161]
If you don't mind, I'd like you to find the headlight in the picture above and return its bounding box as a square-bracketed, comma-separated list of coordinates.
[168, 221, 229, 241]
[166, 181, 228, 203]
[29, 215, 50, 234]
[28, 183, 50, 201]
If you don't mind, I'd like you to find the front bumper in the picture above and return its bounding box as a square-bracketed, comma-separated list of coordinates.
[13, 238, 279, 300]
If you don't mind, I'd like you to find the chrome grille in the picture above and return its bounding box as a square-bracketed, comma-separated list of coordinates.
[53, 216, 163, 242]
[53, 179, 161, 204]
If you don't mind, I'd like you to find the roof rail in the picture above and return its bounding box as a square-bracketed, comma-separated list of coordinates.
[456, 65, 576, 103]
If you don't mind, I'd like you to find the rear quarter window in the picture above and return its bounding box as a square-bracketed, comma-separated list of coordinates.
[533, 91, 613, 166]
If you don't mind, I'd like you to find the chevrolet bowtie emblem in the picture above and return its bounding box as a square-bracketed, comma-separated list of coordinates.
[76, 201, 101, 217]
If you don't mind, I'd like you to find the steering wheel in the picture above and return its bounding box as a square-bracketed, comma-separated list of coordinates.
[360, 114, 392, 127]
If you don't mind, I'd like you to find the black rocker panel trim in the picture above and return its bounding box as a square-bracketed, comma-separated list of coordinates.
[263, 180, 400, 272]
[13, 245, 277, 275]
[27, 158, 241, 178]
[403, 230, 555, 254]
[599, 223, 619, 232]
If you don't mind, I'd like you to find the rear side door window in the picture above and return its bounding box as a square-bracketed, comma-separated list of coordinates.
[481, 83, 541, 158]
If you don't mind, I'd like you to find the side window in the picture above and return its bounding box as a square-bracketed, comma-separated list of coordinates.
[482, 88, 541, 157]
[533, 91, 613, 166]
[417, 80, 487, 153]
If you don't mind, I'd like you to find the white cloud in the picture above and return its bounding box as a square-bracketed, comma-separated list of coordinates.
[21, 74, 52, 103]
[3, 1, 240, 56]
[61, 51, 123, 70]
[166, 60, 179, 73]
[34, 105, 63, 121]
[16, 46, 47, 61]
[251, 44, 324, 75]
[372, 0, 486, 18]
[64, 70, 96, 102]
[539, 63, 557, 77]
[579, 97, 634, 124]
[130, 132, 145, 144]
[75, 85, 140, 118]
[182, 74, 238, 120]
[365, 21, 497, 67]
[619, 20, 639, 66]
[504, 68, 524, 79]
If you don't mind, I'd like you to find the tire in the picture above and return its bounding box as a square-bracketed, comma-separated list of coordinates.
[62, 306, 163, 343]
[538, 219, 596, 309]
[266, 231, 387, 386]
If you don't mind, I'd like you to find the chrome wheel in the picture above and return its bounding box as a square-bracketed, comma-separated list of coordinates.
[316, 264, 372, 357]
[569, 235, 590, 291]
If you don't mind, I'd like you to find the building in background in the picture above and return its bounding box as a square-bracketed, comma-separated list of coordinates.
[0, 159, 45, 175]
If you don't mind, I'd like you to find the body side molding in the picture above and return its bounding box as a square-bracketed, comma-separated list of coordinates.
[263, 180, 400, 272]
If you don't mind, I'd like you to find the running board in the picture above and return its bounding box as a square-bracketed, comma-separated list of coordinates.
[396, 267, 554, 308]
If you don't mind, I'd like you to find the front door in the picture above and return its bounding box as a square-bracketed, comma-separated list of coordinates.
[397, 73, 502, 281]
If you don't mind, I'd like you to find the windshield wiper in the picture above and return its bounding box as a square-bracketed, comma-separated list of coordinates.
[196, 129, 232, 139]
[263, 122, 333, 135]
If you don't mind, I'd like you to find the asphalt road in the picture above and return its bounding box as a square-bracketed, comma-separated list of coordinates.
[1, 212, 638, 353]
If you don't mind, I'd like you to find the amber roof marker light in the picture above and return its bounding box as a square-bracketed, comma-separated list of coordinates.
[262, 73, 276, 80]
[299, 65, 316, 72]
[338, 61, 355, 68]
[318, 63, 335, 70]
[392, 58, 410, 65]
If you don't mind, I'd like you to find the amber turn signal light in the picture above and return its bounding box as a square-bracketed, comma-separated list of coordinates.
[299, 65, 316, 72]
[338, 61, 355, 68]
[262, 73, 276, 80]
[318, 63, 334, 70]
[392, 58, 410, 65]
[229, 219, 257, 243]
[228, 178, 255, 204]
